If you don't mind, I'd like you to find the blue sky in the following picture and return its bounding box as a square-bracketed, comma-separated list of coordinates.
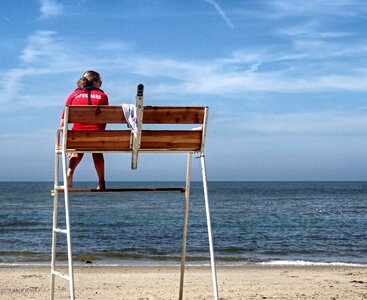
[1, 0, 367, 181]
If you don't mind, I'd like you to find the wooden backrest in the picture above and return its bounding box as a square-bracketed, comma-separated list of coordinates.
[64, 105, 208, 153]
[67, 106, 206, 124]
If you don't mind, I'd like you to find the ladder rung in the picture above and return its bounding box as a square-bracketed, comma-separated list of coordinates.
[52, 270, 70, 281]
[54, 186, 65, 191]
[54, 228, 68, 234]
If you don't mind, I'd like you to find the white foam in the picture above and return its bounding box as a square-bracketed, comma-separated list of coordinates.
[0, 262, 50, 267]
[1, 260, 366, 268]
[259, 260, 367, 267]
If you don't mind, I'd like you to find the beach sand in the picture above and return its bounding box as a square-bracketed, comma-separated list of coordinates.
[0, 265, 366, 299]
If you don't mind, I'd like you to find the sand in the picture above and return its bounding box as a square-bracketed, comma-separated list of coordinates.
[0, 265, 367, 299]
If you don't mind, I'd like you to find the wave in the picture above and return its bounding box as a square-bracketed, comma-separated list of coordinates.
[2, 248, 367, 268]
[1, 260, 367, 268]
[258, 260, 367, 267]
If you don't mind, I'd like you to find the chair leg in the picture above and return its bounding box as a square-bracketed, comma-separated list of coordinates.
[200, 154, 219, 300]
[179, 153, 192, 300]
[50, 189, 58, 300]
[50, 149, 60, 300]
[61, 152, 75, 300]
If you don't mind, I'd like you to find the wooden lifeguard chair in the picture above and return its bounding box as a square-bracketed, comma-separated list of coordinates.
[50, 85, 219, 299]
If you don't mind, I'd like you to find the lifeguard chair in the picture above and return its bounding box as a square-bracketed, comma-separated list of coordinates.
[50, 85, 219, 299]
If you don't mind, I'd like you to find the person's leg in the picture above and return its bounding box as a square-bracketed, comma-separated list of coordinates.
[92, 153, 106, 190]
[67, 153, 84, 187]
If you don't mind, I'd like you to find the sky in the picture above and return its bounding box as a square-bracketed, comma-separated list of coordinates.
[0, 0, 367, 181]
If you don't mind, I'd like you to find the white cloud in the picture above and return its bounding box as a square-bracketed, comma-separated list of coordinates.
[0, 68, 33, 107]
[3, 25, 367, 112]
[232, 0, 367, 22]
[97, 41, 134, 52]
[221, 111, 367, 136]
[203, 0, 234, 29]
[270, 0, 366, 18]
[39, 0, 64, 18]
[115, 50, 367, 94]
[0, 31, 79, 108]
[278, 21, 355, 40]
[20, 31, 58, 63]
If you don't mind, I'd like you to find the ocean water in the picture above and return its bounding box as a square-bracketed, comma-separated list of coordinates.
[0, 181, 366, 266]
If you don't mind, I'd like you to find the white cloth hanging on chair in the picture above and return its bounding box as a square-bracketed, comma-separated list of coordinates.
[121, 104, 138, 137]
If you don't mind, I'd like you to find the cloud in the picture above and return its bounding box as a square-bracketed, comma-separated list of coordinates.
[3, 22, 367, 112]
[18, 30, 90, 71]
[231, 0, 367, 23]
[97, 41, 134, 52]
[20, 31, 58, 63]
[269, 0, 366, 18]
[266, 112, 367, 135]
[2, 16, 11, 23]
[277, 21, 355, 40]
[0, 31, 77, 109]
[0, 68, 33, 107]
[215, 111, 367, 136]
[39, 0, 64, 18]
[114, 49, 367, 94]
[203, 0, 234, 29]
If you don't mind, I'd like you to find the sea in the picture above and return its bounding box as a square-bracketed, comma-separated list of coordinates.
[1, 181, 366, 267]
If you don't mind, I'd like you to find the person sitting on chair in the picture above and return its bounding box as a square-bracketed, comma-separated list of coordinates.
[60, 70, 108, 190]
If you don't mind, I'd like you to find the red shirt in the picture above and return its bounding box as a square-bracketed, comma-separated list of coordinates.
[61, 88, 109, 130]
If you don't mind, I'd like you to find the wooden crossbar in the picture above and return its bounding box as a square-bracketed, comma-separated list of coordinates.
[67, 106, 206, 124]
[66, 129, 203, 152]
[56, 187, 186, 193]
[143, 106, 205, 124]
[67, 130, 131, 151]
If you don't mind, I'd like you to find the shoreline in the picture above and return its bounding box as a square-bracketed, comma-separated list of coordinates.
[1, 265, 367, 299]
[1, 259, 367, 268]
